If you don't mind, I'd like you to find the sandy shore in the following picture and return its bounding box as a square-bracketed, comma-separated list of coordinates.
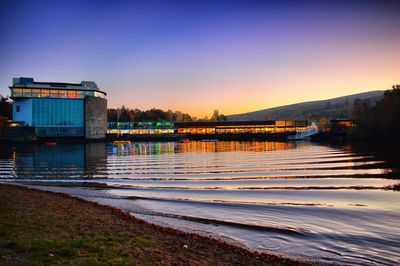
[0, 184, 313, 265]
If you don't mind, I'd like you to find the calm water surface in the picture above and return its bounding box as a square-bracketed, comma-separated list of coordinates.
[1, 141, 399, 265]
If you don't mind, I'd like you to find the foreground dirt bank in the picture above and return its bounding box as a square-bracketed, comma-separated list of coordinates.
[0, 184, 311, 265]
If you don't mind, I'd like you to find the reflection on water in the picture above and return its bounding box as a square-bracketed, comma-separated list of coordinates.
[1, 141, 400, 265]
[2, 143, 107, 179]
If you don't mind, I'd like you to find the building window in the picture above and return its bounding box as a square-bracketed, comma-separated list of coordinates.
[31, 89, 40, 97]
[12, 88, 23, 97]
[85, 91, 94, 97]
[16, 105, 20, 112]
[31, 98, 84, 127]
[58, 90, 68, 98]
[67, 90, 77, 99]
[22, 89, 32, 97]
[50, 90, 59, 98]
[41, 89, 50, 98]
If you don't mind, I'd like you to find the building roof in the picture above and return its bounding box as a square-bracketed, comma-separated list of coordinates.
[174, 121, 306, 127]
[10, 77, 106, 95]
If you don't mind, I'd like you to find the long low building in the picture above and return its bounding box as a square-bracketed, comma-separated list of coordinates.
[107, 120, 310, 139]
[7, 77, 107, 139]
[174, 120, 307, 135]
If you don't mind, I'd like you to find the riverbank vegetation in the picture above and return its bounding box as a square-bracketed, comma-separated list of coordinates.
[0, 185, 307, 266]
[350, 85, 400, 140]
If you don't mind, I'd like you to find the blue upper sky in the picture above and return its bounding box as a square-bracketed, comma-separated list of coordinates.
[1, 0, 399, 117]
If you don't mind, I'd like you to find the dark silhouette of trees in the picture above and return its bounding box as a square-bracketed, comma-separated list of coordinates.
[211, 109, 227, 121]
[351, 85, 400, 139]
[211, 110, 219, 121]
[318, 117, 329, 132]
[0, 95, 12, 134]
[107, 107, 193, 122]
[107, 106, 231, 122]
[0, 95, 12, 119]
[376, 85, 400, 138]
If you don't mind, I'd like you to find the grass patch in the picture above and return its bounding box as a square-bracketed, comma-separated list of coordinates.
[0, 185, 302, 266]
[134, 236, 151, 248]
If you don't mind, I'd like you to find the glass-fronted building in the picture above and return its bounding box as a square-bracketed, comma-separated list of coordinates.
[10, 77, 107, 139]
[106, 120, 310, 136]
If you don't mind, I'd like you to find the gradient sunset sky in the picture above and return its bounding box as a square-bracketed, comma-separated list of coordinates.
[0, 0, 399, 118]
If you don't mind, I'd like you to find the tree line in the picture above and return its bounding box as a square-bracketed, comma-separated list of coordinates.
[350, 85, 400, 139]
[107, 107, 227, 122]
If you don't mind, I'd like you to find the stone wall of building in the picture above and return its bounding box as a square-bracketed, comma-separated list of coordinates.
[85, 97, 107, 139]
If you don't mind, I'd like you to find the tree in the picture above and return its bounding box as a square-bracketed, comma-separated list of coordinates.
[107, 108, 118, 122]
[173, 111, 183, 122]
[182, 113, 193, 122]
[318, 117, 329, 132]
[211, 110, 219, 121]
[210, 109, 227, 121]
[118, 105, 130, 122]
[166, 109, 174, 121]
[350, 84, 400, 139]
[107, 106, 193, 122]
[0, 95, 12, 135]
[0, 95, 12, 119]
[376, 84, 400, 138]
[219, 114, 227, 121]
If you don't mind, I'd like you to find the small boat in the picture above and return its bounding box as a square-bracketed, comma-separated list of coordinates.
[44, 141, 57, 146]
[287, 122, 319, 140]
[201, 139, 219, 142]
[113, 140, 131, 145]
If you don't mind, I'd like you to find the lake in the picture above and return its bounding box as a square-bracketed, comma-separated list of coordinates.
[0, 141, 399, 265]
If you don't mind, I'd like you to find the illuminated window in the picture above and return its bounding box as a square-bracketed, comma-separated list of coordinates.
[58, 90, 68, 98]
[22, 89, 32, 97]
[12, 88, 23, 97]
[76, 91, 85, 99]
[50, 90, 59, 98]
[31, 89, 40, 97]
[68, 90, 77, 99]
[94, 91, 105, 98]
[41, 89, 50, 97]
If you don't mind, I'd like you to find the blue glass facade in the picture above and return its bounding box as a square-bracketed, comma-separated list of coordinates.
[10, 77, 107, 138]
[32, 98, 84, 137]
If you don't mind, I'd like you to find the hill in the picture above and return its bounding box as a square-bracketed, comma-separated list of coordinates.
[227, 90, 385, 121]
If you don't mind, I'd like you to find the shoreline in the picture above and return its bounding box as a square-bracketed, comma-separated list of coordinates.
[0, 184, 316, 265]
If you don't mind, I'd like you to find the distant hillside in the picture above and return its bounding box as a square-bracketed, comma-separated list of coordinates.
[227, 91, 385, 121]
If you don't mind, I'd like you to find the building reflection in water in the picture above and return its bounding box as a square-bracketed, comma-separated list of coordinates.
[84, 143, 108, 179]
[12, 143, 107, 181]
[110, 141, 299, 156]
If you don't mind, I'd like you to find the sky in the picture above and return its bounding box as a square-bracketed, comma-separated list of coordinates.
[0, 0, 399, 118]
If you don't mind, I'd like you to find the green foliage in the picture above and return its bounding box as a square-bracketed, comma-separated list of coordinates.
[351, 85, 400, 139]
